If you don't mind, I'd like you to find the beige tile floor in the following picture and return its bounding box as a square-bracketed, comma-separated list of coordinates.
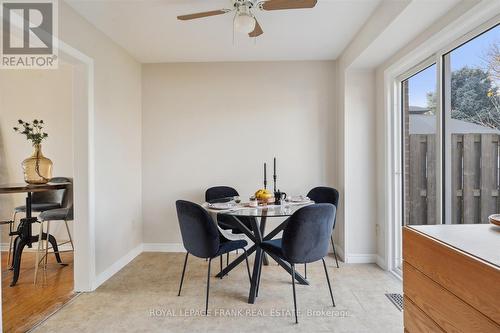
[34, 253, 403, 333]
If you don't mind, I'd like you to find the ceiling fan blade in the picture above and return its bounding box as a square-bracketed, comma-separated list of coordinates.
[249, 19, 263, 38]
[177, 9, 230, 21]
[260, 0, 317, 11]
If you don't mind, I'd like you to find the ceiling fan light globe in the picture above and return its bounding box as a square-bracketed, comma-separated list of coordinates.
[234, 13, 256, 34]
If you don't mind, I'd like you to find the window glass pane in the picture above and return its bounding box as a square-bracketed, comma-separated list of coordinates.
[448, 25, 500, 224]
[402, 64, 437, 226]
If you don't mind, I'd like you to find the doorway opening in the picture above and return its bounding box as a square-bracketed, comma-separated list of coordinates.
[0, 41, 95, 331]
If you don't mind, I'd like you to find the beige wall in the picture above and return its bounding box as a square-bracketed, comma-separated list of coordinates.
[142, 61, 337, 244]
[0, 1, 143, 281]
[345, 69, 377, 258]
[0, 63, 74, 243]
[58, 1, 143, 277]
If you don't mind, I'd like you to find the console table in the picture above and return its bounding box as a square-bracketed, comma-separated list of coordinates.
[403, 224, 500, 333]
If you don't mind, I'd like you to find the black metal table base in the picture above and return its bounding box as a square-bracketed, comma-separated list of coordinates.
[10, 233, 63, 287]
[9, 191, 63, 286]
[215, 215, 309, 304]
[1, 186, 66, 287]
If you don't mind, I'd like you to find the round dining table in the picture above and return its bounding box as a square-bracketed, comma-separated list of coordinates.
[206, 201, 313, 304]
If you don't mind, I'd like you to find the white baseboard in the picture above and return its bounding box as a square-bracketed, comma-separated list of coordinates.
[331, 246, 385, 267]
[94, 243, 143, 289]
[344, 253, 378, 264]
[376, 255, 387, 269]
[143, 243, 185, 252]
[144, 242, 346, 258]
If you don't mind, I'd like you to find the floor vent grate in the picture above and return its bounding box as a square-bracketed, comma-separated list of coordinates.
[385, 293, 403, 311]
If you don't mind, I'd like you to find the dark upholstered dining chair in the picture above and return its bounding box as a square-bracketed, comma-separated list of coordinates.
[205, 186, 255, 267]
[307, 187, 340, 269]
[261, 204, 336, 324]
[34, 177, 74, 283]
[176, 200, 252, 314]
[205, 186, 254, 232]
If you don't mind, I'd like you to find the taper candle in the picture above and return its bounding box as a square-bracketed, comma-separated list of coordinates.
[273, 157, 277, 192]
[264, 162, 267, 188]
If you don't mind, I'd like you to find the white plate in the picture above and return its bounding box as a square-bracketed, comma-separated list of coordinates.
[208, 202, 234, 210]
[287, 196, 310, 203]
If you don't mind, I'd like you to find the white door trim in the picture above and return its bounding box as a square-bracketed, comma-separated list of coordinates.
[56, 40, 96, 292]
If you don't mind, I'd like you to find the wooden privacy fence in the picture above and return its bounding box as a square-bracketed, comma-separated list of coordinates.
[408, 133, 500, 225]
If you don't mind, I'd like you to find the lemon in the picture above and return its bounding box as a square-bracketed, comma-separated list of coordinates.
[255, 189, 272, 200]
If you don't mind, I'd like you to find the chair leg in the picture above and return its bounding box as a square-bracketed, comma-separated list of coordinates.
[322, 258, 336, 307]
[177, 252, 189, 296]
[226, 252, 229, 267]
[206, 258, 212, 315]
[34, 221, 44, 284]
[304, 263, 307, 279]
[243, 248, 251, 284]
[256, 252, 264, 297]
[44, 220, 51, 269]
[291, 263, 298, 324]
[219, 255, 223, 279]
[7, 211, 17, 269]
[331, 235, 339, 268]
[64, 220, 74, 250]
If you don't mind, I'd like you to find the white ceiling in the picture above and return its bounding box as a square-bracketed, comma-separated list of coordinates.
[66, 0, 381, 63]
[351, 0, 461, 68]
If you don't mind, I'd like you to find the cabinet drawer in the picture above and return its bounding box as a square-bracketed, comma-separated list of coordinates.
[404, 296, 444, 333]
[403, 227, 500, 324]
[404, 263, 500, 333]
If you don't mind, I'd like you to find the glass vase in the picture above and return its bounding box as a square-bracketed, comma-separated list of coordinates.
[22, 144, 52, 184]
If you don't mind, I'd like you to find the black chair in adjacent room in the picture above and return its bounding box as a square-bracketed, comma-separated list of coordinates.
[176, 200, 252, 314]
[205, 186, 255, 267]
[261, 203, 336, 324]
[34, 177, 74, 283]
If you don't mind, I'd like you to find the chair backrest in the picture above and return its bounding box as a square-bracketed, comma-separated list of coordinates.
[205, 186, 239, 203]
[282, 203, 335, 264]
[32, 177, 70, 205]
[62, 178, 74, 220]
[176, 200, 220, 258]
[307, 186, 339, 229]
[307, 187, 339, 207]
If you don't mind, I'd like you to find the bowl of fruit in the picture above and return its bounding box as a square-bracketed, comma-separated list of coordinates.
[254, 189, 275, 205]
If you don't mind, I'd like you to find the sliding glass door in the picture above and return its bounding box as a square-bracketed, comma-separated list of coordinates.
[402, 64, 438, 227]
[397, 64, 437, 270]
[444, 25, 500, 224]
[396, 23, 499, 271]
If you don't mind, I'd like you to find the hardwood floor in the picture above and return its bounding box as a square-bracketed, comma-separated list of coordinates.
[2, 250, 75, 333]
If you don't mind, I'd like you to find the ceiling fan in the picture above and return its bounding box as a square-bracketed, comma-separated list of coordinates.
[177, 0, 318, 38]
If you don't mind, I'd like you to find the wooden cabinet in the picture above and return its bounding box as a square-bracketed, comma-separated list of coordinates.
[403, 225, 500, 333]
